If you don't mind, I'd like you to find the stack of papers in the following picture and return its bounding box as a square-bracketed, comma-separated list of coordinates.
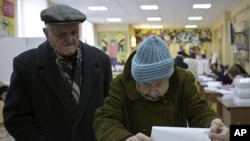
[206, 81, 222, 88]
[203, 87, 234, 95]
[198, 75, 214, 82]
[151, 126, 210, 141]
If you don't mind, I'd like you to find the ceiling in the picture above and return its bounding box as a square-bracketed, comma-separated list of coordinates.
[48, 0, 244, 29]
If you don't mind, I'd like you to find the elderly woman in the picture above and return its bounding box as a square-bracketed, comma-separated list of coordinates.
[93, 35, 229, 141]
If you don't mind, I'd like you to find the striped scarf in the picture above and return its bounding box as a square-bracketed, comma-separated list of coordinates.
[54, 47, 82, 106]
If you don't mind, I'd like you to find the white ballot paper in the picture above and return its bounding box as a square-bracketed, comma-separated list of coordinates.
[151, 126, 210, 141]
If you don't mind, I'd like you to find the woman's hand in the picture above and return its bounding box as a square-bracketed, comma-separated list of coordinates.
[209, 118, 229, 141]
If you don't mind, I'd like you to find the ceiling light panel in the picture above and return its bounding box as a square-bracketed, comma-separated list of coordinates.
[88, 6, 108, 11]
[188, 16, 203, 20]
[193, 4, 212, 9]
[147, 17, 161, 21]
[107, 18, 122, 22]
[185, 25, 198, 28]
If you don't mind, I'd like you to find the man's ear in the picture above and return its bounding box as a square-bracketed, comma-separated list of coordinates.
[43, 28, 49, 40]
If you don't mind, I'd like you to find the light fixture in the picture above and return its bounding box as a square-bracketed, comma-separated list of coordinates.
[107, 18, 122, 22]
[152, 25, 163, 28]
[147, 17, 161, 21]
[185, 25, 198, 28]
[188, 16, 203, 20]
[88, 6, 107, 11]
[193, 4, 212, 9]
[140, 5, 158, 10]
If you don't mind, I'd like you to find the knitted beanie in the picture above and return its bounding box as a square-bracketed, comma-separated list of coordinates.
[131, 35, 174, 83]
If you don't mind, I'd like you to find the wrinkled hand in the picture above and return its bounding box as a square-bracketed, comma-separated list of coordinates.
[209, 118, 229, 141]
[125, 133, 152, 141]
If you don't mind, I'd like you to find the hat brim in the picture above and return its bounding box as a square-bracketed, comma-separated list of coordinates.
[45, 20, 85, 25]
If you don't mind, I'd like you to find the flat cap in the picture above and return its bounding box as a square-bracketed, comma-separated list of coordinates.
[40, 4, 86, 24]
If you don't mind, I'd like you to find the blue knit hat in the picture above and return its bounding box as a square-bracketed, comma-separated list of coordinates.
[131, 35, 174, 83]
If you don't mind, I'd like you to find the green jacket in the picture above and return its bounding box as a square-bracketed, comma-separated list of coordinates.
[94, 51, 220, 141]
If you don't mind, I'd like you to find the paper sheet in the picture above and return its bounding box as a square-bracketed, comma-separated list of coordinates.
[204, 87, 234, 95]
[206, 81, 222, 88]
[151, 126, 210, 141]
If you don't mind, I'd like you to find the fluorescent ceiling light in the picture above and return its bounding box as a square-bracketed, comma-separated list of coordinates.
[188, 16, 203, 20]
[88, 6, 107, 11]
[152, 25, 163, 28]
[107, 18, 122, 22]
[185, 25, 198, 28]
[193, 4, 212, 9]
[147, 17, 161, 21]
[140, 5, 158, 10]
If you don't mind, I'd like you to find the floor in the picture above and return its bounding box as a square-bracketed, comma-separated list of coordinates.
[0, 124, 14, 141]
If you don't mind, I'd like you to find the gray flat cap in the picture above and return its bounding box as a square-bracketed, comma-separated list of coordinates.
[40, 4, 86, 24]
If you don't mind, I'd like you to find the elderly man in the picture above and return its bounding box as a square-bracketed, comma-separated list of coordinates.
[93, 35, 229, 141]
[3, 5, 112, 141]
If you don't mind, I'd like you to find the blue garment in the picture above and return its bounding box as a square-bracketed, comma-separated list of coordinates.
[216, 72, 232, 85]
[175, 56, 188, 69]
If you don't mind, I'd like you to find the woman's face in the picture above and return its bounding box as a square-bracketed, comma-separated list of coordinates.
[136, 78, 169, 102]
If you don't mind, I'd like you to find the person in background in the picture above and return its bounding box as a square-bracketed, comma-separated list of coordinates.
[183, 52, 198, 79]
[3, 5, 112, 141]
[208, 63, 218, 78]
[0, 81, 14, 141]
[216, 64, 232, 85]
[222, 65, 233, 85]
[235, 64, 250, 77]
[192, 46, 202, 59]
[220, 64, 248, 90]
[0, 81, 8, 101]
[0, 18, 9, 38]
[166, 35, 174, 46]
[93, 35, 229, 141]
[175, 51, 188, 69]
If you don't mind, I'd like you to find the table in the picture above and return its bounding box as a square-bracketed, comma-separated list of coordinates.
[204, 90, 222, 116]
[216, 97, 250, 127]
[198, 83, 222, 115]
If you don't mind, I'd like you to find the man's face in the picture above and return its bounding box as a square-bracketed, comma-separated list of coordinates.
[136, 78, 169, 102]
[43, 23, 80, 56]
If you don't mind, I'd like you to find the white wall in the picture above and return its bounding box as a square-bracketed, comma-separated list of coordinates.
[17, 0, 95, 44]
[82, 21, 95, 46]
[17, 0, 47, 37]
[1, 1, 96, 83]
[0, 37, 45, 84]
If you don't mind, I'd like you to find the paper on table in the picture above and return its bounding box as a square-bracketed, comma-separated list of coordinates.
[216, 89, 234, 95]
[151, 126, 210, 141]
[206, 81, 222, 88]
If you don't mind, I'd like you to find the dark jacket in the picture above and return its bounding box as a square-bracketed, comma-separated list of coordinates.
[175, 56, 188, 69]
[3, 41, 112, 141]
[216, 72, 232, 85]
[93, 51, 220, 141]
